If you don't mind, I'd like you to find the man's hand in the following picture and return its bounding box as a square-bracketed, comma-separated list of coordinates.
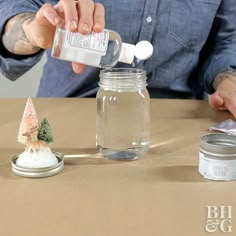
[209, 72, 236, 118]
[2, 0, 105, 74]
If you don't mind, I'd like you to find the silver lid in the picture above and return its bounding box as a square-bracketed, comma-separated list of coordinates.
[11, 151, 64, 178]
[200, 133, 236, 158]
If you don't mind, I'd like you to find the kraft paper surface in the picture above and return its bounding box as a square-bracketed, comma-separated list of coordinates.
[0, 98, 235, 236]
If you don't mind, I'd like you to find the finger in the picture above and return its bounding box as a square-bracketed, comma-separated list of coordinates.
[54, 4, 65, 19]
[72, 62, 85, 74]
[36, 3, 61, 26]
[226, 104, 236, 118]
[60, 0, 78, 31]
[228, 106, 236, 119]
[219, 91, 236, 117]
[77, 0, 95, 34]
[209, 92, 226, 110]
[93, 3, 105, 32]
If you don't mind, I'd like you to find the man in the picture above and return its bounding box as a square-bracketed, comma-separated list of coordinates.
[0, 0, 236, 118]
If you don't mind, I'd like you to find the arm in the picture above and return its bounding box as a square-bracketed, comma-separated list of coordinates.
[0, 0, 45, 81]
[2, 13, 41, 55]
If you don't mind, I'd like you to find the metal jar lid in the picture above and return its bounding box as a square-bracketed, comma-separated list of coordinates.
[200, 133, 236, 159]
[11, 151, 64, 178]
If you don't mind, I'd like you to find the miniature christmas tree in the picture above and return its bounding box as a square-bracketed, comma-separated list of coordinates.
[18, 97, 39, 145]
[16, 97, 58, 168]
[38, 118, 53, 143]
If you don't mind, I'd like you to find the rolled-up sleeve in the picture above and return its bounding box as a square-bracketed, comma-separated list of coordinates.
[200, 0, 236, 94]
[0, 0, 45, 81]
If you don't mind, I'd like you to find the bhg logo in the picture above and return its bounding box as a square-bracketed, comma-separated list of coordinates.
[206, 206, 232, 233]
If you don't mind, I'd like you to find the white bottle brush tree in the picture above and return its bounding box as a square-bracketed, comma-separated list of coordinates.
[18, 97, 53, 152]
[16, 97, 58, 168]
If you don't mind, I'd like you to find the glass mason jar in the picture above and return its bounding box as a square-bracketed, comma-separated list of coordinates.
[96, 68, 150, 160]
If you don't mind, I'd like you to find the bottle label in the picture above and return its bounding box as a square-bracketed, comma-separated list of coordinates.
[63, 29, 109, 56]
[199, 152, 236, 181]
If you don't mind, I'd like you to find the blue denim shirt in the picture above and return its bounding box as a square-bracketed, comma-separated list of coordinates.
[0, 0, 236, 98]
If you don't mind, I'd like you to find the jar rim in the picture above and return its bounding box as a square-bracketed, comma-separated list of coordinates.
[99, 68, 147, 90]
[100, 68, 146, 79]
[200, 133, 236, 157]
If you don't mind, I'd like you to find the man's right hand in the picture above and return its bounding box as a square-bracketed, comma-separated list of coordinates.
[27, 0, 105, 49]
[2, 0, 105, 74]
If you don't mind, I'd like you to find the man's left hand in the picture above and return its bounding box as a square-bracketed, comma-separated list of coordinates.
[209, 73, 236, 118]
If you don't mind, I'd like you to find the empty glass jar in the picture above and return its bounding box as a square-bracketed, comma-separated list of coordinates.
[96, 68, 150, 160]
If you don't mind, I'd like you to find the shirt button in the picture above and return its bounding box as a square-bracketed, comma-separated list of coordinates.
[146, 15, 152, 23]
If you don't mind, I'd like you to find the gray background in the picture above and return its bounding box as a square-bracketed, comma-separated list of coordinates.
[0, 54, 46, 97]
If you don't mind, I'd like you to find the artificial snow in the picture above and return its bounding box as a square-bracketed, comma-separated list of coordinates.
[16, 146, 58, 168]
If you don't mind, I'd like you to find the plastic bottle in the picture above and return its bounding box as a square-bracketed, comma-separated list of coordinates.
[51, 27, 153, 68]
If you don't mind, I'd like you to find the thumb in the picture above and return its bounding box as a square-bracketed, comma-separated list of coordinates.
[209, 91, 226, 110]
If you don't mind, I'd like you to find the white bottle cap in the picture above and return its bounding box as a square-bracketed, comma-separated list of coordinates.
[118, 43, 136, 64]
[135, 40, 153, 60]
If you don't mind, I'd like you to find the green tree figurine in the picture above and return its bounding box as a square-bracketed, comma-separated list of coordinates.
[38, 118, 53, 143]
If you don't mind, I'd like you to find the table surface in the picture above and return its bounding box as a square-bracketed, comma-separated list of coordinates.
[0, 98, 235, 236]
